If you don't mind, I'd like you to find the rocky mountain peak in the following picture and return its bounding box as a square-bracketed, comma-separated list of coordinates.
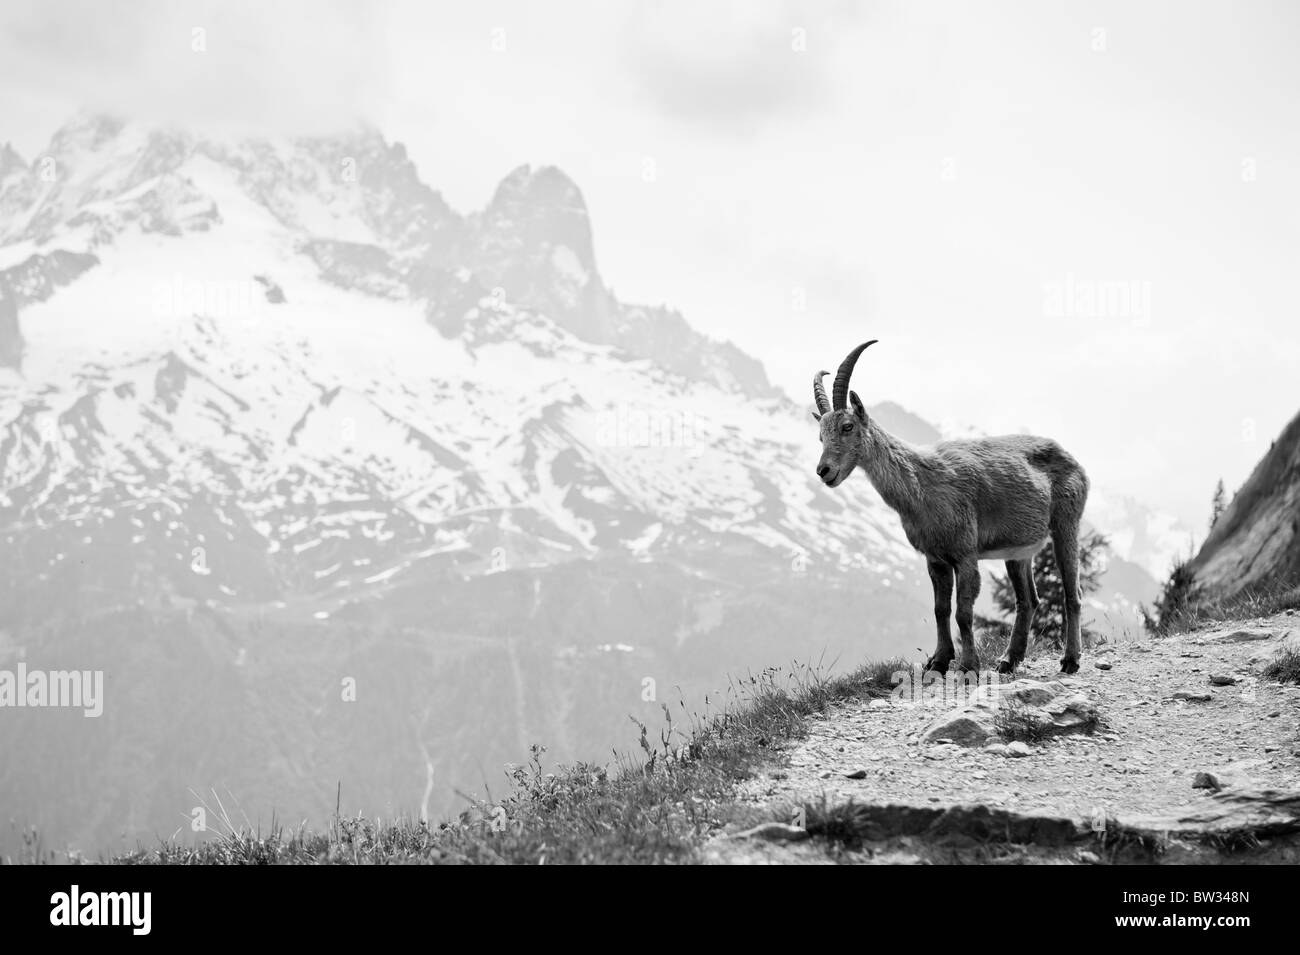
[0, 143, 26, 179]
[468, 164, 608, 337]
[481, 164, 596, 270]
[45, 110, 128, 155]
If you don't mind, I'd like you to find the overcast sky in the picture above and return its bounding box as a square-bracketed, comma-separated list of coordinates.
[2, 0, 1297, 533]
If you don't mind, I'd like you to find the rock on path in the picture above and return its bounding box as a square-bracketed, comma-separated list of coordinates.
[918, 678, 1099, 746]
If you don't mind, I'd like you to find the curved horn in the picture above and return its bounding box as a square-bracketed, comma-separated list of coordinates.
[812, 370, 831, 415]
[832, 340, 878, 410]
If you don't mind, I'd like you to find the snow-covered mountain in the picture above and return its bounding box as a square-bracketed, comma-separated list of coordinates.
[0, 114, 917, 591]
[0, 114, 934, 854]
[0, 113, 1183, 854]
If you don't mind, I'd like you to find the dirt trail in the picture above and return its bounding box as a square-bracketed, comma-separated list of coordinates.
[708, 612, 1300, 863]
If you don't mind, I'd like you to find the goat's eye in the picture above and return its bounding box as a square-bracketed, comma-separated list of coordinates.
[840, 422, 854, 433]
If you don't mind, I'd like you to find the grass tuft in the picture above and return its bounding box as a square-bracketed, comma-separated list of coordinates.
[1262, 648, 1300, 685]
[992, 701, 1051, 744]
[1143, 568, 1300, 637]
[804, 798, 877, 851]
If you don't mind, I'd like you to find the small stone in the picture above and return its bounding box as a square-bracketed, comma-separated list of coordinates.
[1208, 627, 1279, 643]
[732, 822, 810, 842]
[1007, 741, 1032, 757]
[1094, 661, 1113, 670]
[1269, 711, 1281, 718]
[1192, 772, 1222, 791]
[844, 769, 868, 780]
[1209, 674, 1238, 686]
[1171, 691, 1213, 702]
[984, 742, 1009, 756]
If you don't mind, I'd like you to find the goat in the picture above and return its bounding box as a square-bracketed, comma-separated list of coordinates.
[812, 341, 1090, 674]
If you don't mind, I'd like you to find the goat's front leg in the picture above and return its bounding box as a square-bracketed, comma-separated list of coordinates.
[923, 559, 955, 674]
[954, 557, 982, 673]
[1052, 528, 1083, 674]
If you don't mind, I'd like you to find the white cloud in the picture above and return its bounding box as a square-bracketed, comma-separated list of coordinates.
[0, 0, 390, 139]
[1, 0, 1297, 527]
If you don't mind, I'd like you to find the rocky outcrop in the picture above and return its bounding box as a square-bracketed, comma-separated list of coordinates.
[719, 787, 1300, 864]
[918, 678, 1099, 746]
[1190, 408, 1300, 597]
[1129, 787, 1300, 847]
[0, 248, 103, 372]
[0, 284, 20, 370]
[1, 250, 99, 305]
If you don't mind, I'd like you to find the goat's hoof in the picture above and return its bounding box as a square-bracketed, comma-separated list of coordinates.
[1058, 657, 1080, 675]
[956, 658, 981, 675]
[923, 656, 952, 676]
[995, 658, 1019, 675]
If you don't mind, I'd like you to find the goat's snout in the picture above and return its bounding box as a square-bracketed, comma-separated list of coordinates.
[816, 464, 832, 480]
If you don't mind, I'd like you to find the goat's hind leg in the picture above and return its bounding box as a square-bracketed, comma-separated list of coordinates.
[923, 559, 955, 675]
[954, 558, 982, 673]
[996, 558, 1038, 674]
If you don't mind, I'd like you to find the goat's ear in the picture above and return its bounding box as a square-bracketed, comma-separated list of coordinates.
[849, 391, 867, 423]
[810, 410, 822, 422]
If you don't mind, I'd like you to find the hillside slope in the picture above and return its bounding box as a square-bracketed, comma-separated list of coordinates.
[1190, 409, 1300, 598]
[94, 611, 1300, 865]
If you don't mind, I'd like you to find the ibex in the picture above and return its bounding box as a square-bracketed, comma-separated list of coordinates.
[812, 341, 1090, 674]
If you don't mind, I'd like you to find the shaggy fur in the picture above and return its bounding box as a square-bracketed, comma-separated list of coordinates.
[813, 344, 1090, 674]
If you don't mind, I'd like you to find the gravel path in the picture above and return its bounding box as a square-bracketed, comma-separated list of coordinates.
[722, 613, 1300, 845]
